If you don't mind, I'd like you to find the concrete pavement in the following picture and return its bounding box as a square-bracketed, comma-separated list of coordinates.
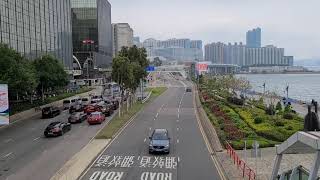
[80, 72, 225, 180]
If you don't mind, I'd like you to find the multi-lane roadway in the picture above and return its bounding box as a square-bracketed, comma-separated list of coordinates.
[0, 89, 114, 180]
[80, 72, 225, 180]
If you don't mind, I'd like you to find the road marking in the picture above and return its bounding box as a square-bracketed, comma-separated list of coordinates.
[2, 152, 13, 158]
[149, 127, 152, 131]
[177, 139, 179, 143]
[155, 113, 159, 118]
[4, 139, 13, 143]
[176, 127, 179, 131]
[176, 119, 179, 122]
[177, 113, 180, 119]
[33, 137, 41, 141]
[178, 157, 180, 162]
[144, 138, 147, 142]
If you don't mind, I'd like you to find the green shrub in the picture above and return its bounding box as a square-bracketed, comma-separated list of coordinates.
[266, 104, 276, 115]
[286, 126, 293, 130]
[254, 117, 264, 124]
[283, 113, 294, 120]
[227, 96, 244, 105]
[276, 101, 282, 111]
[275, 120, 285, 126]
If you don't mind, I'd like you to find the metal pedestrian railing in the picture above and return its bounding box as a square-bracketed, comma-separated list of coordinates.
[226, 142, 256, 180]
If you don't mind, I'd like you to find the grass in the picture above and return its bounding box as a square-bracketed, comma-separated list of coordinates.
[95, 87, 167, 139]
[10, 87, 93, 115]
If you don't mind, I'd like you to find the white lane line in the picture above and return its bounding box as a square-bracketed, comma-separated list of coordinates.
[2, 152, 13, 158]
[155, 112, 159, 118]
[153, 118, 156, 121]
[33, 137, 41, 141]
[177, 127, 180, 131]
[178, 113, 180, 119]
[144, 138, 147, 142]
[176, 119, 179, 122]
[149, 127, 152, 131]
[4, 139, 13, 143]
[177, 139, 180, 143]
[178, 157, 180, 162]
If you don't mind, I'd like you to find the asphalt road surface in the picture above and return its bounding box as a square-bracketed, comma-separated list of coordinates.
[0, 89, 114, 180]
[81, 72, 224, 180]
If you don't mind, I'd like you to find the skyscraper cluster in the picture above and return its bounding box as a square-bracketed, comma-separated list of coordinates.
[112, 23, 134, 57]
[204, 27, 294, 67]
[142, 38, 203, 61]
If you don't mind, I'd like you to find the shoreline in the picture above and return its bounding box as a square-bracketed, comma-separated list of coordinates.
[237, 71, 320, 75]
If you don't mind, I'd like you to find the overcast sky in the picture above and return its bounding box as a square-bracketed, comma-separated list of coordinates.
[109, 0, 320, 60]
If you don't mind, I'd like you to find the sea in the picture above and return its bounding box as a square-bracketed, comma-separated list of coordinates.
[236, 73, 320, 103]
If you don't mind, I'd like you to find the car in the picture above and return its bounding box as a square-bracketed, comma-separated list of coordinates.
[68, 112, 87, 123]
[82, 97, 90, 106]
[63, 100, 71, 110]
[44, 122, 71, 137]
[149, 129, 170, 154]
[186, 87, 192, 92]
[84, 104, 102, 114]
[111, 100, 119, 110]
[87, 112, 106, 125]
[69, 104, 83, 114]
[42, 106, 61, 118]
[100, 104, 114, 116]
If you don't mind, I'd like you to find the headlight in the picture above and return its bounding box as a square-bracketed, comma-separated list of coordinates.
[165, 144, 169, 147]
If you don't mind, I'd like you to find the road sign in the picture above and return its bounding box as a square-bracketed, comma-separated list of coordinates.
[0, 84, 9, 125]
[146, 66, 155, 72]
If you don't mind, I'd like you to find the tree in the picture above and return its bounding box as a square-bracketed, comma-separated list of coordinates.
[276, 101, 282, 112]
[33, 55, 68, 101]
[0, 43, 38, 101]
[152, 57, 162, 66]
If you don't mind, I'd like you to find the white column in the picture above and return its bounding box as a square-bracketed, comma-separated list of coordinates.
[270, 154, 283, 180]
[308, 151, 320, 180]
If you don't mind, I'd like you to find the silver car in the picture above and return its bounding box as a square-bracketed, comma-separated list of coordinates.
[149, 129, 170, 154]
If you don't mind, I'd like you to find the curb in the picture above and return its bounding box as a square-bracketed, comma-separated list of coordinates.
[193, 83, 223, 152]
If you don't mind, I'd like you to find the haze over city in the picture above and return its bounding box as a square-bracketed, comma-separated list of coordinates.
[110, 0, 320, 60]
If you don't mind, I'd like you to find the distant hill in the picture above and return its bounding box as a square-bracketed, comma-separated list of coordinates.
[295, 59, 320, 66]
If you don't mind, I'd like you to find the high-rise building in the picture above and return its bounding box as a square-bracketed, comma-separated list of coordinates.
[133, 36, 141, 47]
[112, 23, 133, 57]
[71, 0, 112, 68]
[0, 0, 73, 69]
[245, 45, 287, 66]
[204, 42, 225, 64]
[143, 38, 203, 61]
[246, 27, 261, 48]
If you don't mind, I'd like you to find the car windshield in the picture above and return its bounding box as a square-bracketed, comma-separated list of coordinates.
[43, 107, 51, 111]
[63, 100, 70, 103]
[152, 132, 168, 140]
[48, 122, 60, 127]
[82, 98, 88, 101]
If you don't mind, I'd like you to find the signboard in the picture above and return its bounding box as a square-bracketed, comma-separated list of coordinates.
[146, 66, 155, 72]
[0, 84, 9, 125]
[196, 62, 210, 75]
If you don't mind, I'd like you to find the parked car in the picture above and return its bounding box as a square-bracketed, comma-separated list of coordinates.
[69, 104, 83, 114]
[87, 112, 106, 125]
[68, 112, 87, 123]
[63, 100, 71, 110]
[44, 121, 71, 137]
[42, 106, 61, 119]
[91, 95, 103, 104]
[186, 87, 192, 92]
[149, 129, 170, 154]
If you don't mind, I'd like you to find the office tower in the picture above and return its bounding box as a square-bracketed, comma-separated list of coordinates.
[246, 27, 261, 48]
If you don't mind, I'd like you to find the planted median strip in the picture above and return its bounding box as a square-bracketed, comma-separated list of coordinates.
[95, 87, 167, 139]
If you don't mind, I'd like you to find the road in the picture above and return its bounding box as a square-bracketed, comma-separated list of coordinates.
[80, 72, 224, 180]
[0, 88, 114, 180]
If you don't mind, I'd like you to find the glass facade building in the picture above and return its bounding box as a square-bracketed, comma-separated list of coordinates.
[246, 27, 261, 48]
[71, 0, 112, 68]
[0, 0, 73, 69]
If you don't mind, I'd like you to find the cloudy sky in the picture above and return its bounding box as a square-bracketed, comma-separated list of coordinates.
[109, 0, 320, 60]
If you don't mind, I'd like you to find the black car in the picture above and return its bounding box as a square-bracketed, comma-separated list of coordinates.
[68, 112, 87, 123]
[44, 122, 71, 137]
[42, 106, 61, 118]
[186, 87, 192, 92]
[149, 129, 170, 154]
